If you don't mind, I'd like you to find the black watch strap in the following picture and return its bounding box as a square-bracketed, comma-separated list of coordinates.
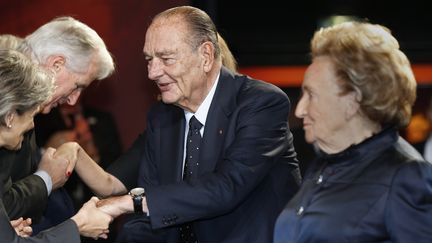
[132, 195, 143, 214]
[129, 187, 145, 214]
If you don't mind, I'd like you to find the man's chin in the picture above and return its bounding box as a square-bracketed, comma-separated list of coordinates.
[161, 96, 176, 105]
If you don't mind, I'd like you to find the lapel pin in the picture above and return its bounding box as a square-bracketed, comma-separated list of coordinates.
[219, 129, 223, 135]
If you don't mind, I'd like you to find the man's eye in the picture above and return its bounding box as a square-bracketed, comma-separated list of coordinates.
[162, 58, 175, 65]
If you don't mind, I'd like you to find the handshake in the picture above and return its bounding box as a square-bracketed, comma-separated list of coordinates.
[18, 141, 146, 240]
[11, 196, 129, 240]
[71, 195, 136, 240]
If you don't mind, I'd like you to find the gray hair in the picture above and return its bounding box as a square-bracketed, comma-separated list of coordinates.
[153, 6, 221, 59]
[19, 16, 114, 80]
[0, 49, 54, 125]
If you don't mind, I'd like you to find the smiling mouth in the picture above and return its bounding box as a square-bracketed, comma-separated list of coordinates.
[157, 83, 172, 92]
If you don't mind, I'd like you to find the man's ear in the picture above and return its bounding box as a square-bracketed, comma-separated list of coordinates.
[45, 55, 66, 72]
[200, 41, 215, 72]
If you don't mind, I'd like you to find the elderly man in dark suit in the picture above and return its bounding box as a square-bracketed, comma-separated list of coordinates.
[60, 6, 300, 243]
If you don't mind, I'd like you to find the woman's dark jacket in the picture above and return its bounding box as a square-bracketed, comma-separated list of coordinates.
[274, 127, 432, 243]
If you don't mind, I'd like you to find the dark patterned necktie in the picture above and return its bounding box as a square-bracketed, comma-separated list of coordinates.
[179, 115, 202, 243]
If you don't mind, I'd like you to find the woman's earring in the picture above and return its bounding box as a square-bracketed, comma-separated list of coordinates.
[7, 124, 12, 128]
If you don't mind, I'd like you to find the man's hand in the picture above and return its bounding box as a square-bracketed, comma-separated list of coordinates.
[71, 197, 113, 240]
[97, 195, 135, 218]
[38, 147, 70, 189]
[11, 217, 32, 237]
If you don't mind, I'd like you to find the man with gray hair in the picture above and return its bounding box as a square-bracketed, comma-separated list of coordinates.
[0, 16, 114, 227]
[67, 6, 299, 243]
[19, 16, 114, 114]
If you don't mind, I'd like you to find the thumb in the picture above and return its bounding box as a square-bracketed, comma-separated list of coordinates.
[90, 196, 100, 203]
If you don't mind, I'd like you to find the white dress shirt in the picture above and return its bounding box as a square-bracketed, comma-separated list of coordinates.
[182, 72, 220, 176]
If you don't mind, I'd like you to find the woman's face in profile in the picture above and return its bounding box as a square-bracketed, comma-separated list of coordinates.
[295, 56, 354, 150]
[2, 106, 39, 150]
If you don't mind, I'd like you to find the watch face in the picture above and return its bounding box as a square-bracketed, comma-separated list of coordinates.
[131, 187, 145, 196]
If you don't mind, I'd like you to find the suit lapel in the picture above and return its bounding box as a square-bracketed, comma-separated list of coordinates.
[199, 68, 238, 174]
[159, 107, 185, 183]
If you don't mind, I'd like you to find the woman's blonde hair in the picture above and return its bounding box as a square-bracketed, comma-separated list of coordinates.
[311, 22, 416, 127]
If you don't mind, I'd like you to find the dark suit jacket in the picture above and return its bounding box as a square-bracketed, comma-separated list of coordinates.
[132, 68, 300, 243]
[0, 131, 48, 220]
[0, 198, 79, 243]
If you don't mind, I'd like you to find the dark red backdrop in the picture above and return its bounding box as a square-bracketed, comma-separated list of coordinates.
[0, 0, 189, 149]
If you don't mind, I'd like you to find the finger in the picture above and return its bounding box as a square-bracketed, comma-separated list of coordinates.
[99, 233, 108, 239]
[25, 218, 32, 226]
[23, 226, 32, 232]
[84, 197, 99, 208]
[10, 217, 23, 227]
[90, 196, 100, 203]
[22, 226, 32, 237]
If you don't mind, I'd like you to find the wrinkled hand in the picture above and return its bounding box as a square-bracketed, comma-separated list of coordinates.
[11, 217, 32, 237]
[38, 147, 70, 189]
[72, 197, 113, 240]
[97, 195, 132, 218]
[54, 142, 80, 176]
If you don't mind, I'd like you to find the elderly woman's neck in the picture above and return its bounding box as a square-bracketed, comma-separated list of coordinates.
[319, 117, 382, 154]
[0, 130, 5, 148]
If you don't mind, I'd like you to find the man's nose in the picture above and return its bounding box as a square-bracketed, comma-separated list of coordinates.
[147, 59, 163, 80]
[67, 89, 82, 105]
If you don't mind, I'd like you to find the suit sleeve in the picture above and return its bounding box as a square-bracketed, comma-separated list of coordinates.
[0, 200, 80, 243]
[1, 132, 48, 220]
[146, 86, 292, 229]
[2, 175, 48, 220]
[386, 161, 432, 242]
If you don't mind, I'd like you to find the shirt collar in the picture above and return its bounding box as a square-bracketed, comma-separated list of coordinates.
[184, 71, 220, 126]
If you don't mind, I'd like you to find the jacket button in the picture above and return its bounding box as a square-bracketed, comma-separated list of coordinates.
[297, 206, 304, 216]
[316, 175, 323, 184]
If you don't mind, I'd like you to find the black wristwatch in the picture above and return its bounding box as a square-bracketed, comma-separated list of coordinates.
[129, 187, 145, 214]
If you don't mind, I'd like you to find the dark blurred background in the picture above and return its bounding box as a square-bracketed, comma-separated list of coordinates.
[196, 0, 432, 65]
[0, 0, 431, 156]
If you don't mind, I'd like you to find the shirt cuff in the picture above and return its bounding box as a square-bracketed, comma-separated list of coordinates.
[34, 170, 53, 195]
